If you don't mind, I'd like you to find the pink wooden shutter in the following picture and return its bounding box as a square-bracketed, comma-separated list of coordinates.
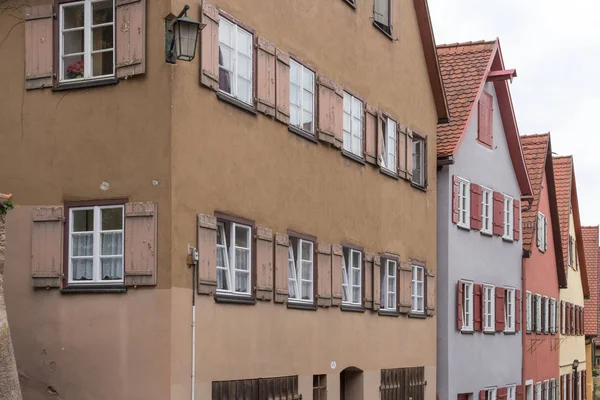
[426, 268, 435, 316]
[470, 184, 482, 230]
[124, 202, 157, 286]
[274, 49, 290, 124]
[474, 284, 482, 331]
[372, 255, 381, 311]
[317, 243, 332, 307]
[331, 244, 343, 306]
[24, 5, 53, 90]
[406, 128, 414, 182]
[256, 37, 276, 117]
[116, 0, 146, 78]
[31, 206, 63, 288]
[398, 262, 412, 314]
[495, 287, 505, 331]
[493, 192, 504, 236]
[478, 91, 493, 146]
[515, 289, 521, 332]
[364, 105, 378, 165]
[456, 280, 463, 330]
[452, 176, 459, 224]
[273, 233, 289, 303]
[197, 213, 217, 294]
[516, 385, 523, 400]
[479, 390, 486, 400]
[513, 199, 521, 241]
[317, 75, 343, 149]
[498, 387, 508, 400]
[255, 227, 273, 301]
[200, 1, 219, 90]
[398, 125, 409, 179]
[364, 253, 374, 309]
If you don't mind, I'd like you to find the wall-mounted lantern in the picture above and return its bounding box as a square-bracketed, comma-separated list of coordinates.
[166, 5, 205, 64]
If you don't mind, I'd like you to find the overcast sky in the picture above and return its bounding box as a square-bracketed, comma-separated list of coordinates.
[429, 0, 600, 227]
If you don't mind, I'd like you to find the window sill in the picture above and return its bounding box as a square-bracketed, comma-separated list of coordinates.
[380, 168, 399, 180]
[341, 304, 365, 313]
[53, 78, 119, 92]
[476, 139, 494, 150]
[480, 230, 493, 237]
[460, 328, 474, 334]
[216, 91, 257, 116]
[411, 182, 427, 192]
[373, 21, 393, 40]
[214, 293, 256, 305]
[288, 125, 318, 144]
[378, 309, 400, 317]
[504, 330, 517, 335]
[287, 301, 317, 311]
[343, 0, 356, 10]
[342, 150, 366, 166]
[457, 224, 471, 231]
[483, 330, 496, 335]
[60, 284, 126, 294]
[502, 236, 515, 242]
[408, 312, 426, 319]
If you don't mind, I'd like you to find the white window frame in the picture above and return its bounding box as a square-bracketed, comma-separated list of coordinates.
[526, 291, 533, 331]
[343, 92, 363, 158]
[483, 284, 495, 332]
[549, 379, 556, 400]
[218, 17, 253, 105]
[481, 185, 493, 234]
[503, 194, 514, 240]
[536, 294, 542, 332]
[543, 296, 549, 333]
[342, 248, 362, 305]
[59, 0, 116, 83]
[457, 177, 470, 229]
[412, 135, 426, 187]
[380, 116, 397, 173]
[550, 298, 556, 332]
[462, 281, 474, 332]
[215, 221, 252, 296]
[485, 387, 497, 400]
[543, 380, 549, 400]
[507, 385, 516, 400]
[380, 258, 397, 311]
[535, 382, 542, 400]
[288, 238, 314, 303]
[289, 59, 315, 134]
[504, 287, 516, 332]
[68, 204, 124, 284]
[562, 375, 567, 400]
[411, 264, 425, 314]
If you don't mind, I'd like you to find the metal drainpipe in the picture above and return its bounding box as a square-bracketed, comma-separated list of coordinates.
[190, 248, 198, 400]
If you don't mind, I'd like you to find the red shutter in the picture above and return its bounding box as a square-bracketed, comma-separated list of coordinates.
[255, 37, 276, 117]
[516, 385, 523, 400]
[515, 289, 521, 332]
[495, 287, 505, 332]
[452, 176, 459, 224]
[275, 49, 290, 124]
[478, 91, 493, 147]
[200, 1, 220, 90]
[513, 199, 521, 241]
[125, 202, 158, 287]
[498, 387, 508, 400]
[255, 227, 273, 301]
[471, 184, 483, 230]
[317, 75, 343, 149]
[493, 192, 504, 236]
[474, 284, 482, 331]
[457, 280, 463, 331]
[364, 105, 378, 165]
[116, 0, 146, 78]
[31, 206, 63, 288]
[479, 390, 486, 400]
[24, 5, 53, 90]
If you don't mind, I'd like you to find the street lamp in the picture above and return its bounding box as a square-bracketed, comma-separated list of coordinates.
[165, 5, 205, 64]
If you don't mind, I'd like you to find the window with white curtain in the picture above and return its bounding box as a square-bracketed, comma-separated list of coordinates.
[380, 258, 397, 311]
[342, 247, 362, 305]
[343, 92, 363, 158]
[411, 265, 425, 313]
[69, 204, 123, 283]
[381, 117, 397, 173]
[289, 59, 315, 134]
[218, 18, 253, 104]
[287, 238, 314, 302]
[216, 221, 252, 295]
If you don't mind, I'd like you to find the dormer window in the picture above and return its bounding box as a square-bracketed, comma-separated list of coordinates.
[477, 91, 493, 148]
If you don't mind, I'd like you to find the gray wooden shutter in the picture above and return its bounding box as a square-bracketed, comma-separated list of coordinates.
[255, 227, 273, 301]
[273, 233, 289, 303]
[275, 49, 290, 124]
[116, 0, 146, 78]
[124, 202, 157, 286]
[197, 213, 217, 294]
[256, 37, 276, 117]
[426, 268, 435, 316]
[317, 243, 332, 307]
[364, 253, 374, 309]
[31, 207, 63, 288]
[331, 244, 343, 306]
[372, 254, 381, 311]
[200, 1, 220, 90]
[317, 75, 343, 149]
[398, 262, 412, 314]
[24, 5, 53, 90]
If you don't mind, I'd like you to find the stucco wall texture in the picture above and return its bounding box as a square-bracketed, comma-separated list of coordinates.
[437, 82, 523, 399]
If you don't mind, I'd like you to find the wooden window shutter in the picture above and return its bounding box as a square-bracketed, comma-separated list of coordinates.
[493, 192, 504, 236]
[537, 213, 543, 249]
[317, 75, 343, 149]
[364, 253, 374, 309]
[561, 300, 565, 334]
[515, 289, 521, 332]
[561, 375, 565, 399]
[24, 5, 53, 90]
[583, 371, 587, 400]
[452, 176, 460, 224]
[364, 105, 378, 165]
[124, 202, 157, 286]
[317, 243, 332, 307]
[426, 268, 435, 316]
[200, 1, 220, 90]
[567, 373, 571, 398]
[255, 227, 273, 301]
[273, 233, 289, 303]
[116, 0, 146, 78]
[31, 206, 63, 288]
[397, 125, 409, 179]
[474, 283, 482, 331]
[398, 262, 412, 314]
[331, 245, 343, 306]
[478, 91, 493, 146]
[255, 38, 276, 117]
[470, 184, 483, 230]
[513, 199, 521, 241]
[498, 387, 508, 400]
[456, 280, 463, 331]
[275, 49, 290, 124]
[495, 287, 505, 332]
[479, 390, 486, 400]
[197, 213, 217, 294]
[516, 385, 523, 400]
[372, 255, 381, 311]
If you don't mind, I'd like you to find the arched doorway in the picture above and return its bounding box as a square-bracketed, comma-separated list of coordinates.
[340, 366, 363, 400]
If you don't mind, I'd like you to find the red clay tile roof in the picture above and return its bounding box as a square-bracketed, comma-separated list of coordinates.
[436, 41, 495, 158]
[520, 133, 550, 251]
[553, 156, 573, 271]
[583, 226, 599, 336]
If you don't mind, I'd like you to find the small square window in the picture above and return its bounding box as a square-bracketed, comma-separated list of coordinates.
[503, 195, 514, 240]
[412, 136, 426, 187]
[380, 117, 397, 173]
[380, 258, 397, 311]
[411, 265, 425, 314]
[504, 288, 515, 332]
[288, 237, 315, 303]
[218, 18, 253, 105]
[483, 284, 495, 332]
[343, 93, 363, 158]
[457, 178, 470, 229]
[216, 219, 252, 296]
[289, 60, 315, 134]
[462, 281, 474, 331]
[481, 186, 493, 234]
[342, 247, 362, 305]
